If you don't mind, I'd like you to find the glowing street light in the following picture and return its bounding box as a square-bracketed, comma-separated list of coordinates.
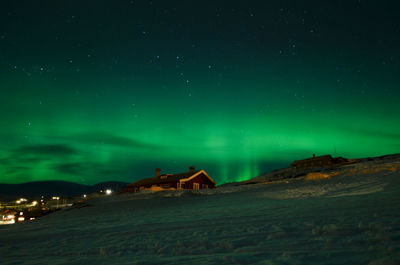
[105, 189, 112, 195]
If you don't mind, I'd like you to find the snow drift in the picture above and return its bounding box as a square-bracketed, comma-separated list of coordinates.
[0, 156, 399, 264]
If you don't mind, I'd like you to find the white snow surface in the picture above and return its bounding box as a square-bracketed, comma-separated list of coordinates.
[1, 168, 400, 264]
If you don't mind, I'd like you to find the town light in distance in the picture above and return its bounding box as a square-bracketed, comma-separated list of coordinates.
[105, 189, 112, 195]
[1, 215, 15, 225]
[16, 198, 27, 204]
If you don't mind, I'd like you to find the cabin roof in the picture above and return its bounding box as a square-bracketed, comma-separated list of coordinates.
[292, 155, 334, 165]
[129, 170, 201, 187]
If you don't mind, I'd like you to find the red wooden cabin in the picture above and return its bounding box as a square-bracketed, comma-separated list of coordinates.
[123, 166, 216, 193]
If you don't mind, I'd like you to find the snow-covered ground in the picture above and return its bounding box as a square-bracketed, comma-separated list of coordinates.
[1, 163, 399, 264]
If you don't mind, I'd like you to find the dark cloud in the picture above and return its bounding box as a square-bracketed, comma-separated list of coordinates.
[5, 166, 31, 175]
[52, 162, 90, 176]
[44, 132, 160, 149]
[0, 144, 79, 175]
[370, 130, 400, 141]
[52, 162, 112, 177]
[73, 132, 159, 149]
[0, 134, 160, 183]
[0, 157, 12, 165]
[339, 127, 400, 141]
[15, 144, 78, 156]
[51, 162, 121, 184]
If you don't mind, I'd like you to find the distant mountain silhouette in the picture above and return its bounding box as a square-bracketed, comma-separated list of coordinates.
[0, 181, 129, 201]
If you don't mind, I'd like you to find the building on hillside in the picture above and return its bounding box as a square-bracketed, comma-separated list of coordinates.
[291, 154, 348, 169]
[123, 166, 216, 193]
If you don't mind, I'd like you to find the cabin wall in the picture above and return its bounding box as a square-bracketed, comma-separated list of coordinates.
[131, 181, 180, 192]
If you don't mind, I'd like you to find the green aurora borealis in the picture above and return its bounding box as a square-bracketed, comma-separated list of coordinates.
[1, 1, 399, 184]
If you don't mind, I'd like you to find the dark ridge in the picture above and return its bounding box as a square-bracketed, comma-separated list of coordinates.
[0, 181, 129, 201]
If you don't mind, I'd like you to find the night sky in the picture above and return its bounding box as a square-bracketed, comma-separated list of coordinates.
[1, 1, 399, 185]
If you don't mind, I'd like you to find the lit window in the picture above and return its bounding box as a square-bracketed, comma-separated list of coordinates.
[193, 183, 200, 190]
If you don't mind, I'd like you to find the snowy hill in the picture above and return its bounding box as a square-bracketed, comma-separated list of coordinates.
[241, 153, 400, 185]
[0, 156, 399, 264]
